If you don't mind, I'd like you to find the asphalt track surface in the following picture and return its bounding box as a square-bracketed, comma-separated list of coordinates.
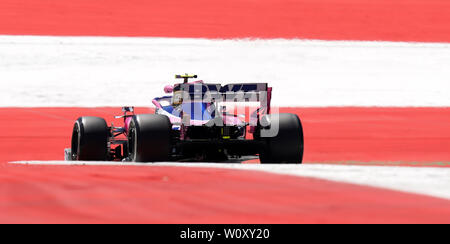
[1, 0, 450, 223]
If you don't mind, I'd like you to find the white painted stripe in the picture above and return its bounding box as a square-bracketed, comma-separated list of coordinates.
[1, 35, 450, 107]
[11, 161, 450, 200]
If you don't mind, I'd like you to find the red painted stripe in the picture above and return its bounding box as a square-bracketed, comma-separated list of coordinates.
[1, 107, 450, 223]
[1, 107, 449, 165]
[1, 0, 450, 42]
[283, 107, 450, 164]
[2, 163, 450, 224]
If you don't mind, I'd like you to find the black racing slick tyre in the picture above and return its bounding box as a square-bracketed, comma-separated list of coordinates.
[71, 117, 109, 161]
[127, 114, 172, 162]
[259, 113, 304, 164]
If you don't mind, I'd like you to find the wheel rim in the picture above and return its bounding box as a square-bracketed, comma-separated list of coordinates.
[127, 125, 137, 161]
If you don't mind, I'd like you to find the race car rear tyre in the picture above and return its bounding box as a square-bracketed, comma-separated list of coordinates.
[258, 113, 304, 164]
[71, 117, 109, 161]
[127, 114, 172, 162]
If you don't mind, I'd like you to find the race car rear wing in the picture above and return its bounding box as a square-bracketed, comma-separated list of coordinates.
[173, 82, 272, 114]
[174, 83, 268, 100]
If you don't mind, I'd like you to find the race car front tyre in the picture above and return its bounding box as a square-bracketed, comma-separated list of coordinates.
[71, 117, 109, 161]
[258, 113, 304, 164]
[127, 114, 172, 162]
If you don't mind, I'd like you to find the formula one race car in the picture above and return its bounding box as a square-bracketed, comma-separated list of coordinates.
[65, 75, 304, 163]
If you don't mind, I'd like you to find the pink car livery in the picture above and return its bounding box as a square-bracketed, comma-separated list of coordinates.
[66, 74, 304, 163]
